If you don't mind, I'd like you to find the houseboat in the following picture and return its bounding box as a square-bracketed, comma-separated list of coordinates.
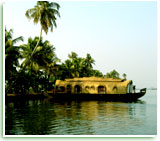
[53, 77, 146, 101]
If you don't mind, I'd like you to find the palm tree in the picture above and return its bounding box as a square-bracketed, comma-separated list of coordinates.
[71, 57, 85, 77]
[105, 72, 111, 78]
[5, 28, 24, 93]
[61, 59, 73, 79]
[68, 52, 78, 61]
[20, 37, 59, 72]
[105, 69, 120, 79]
[110, 69, 120, 79]
[84, 53, 95, 69]
[83, 53, 95, 76]
[24, 1, 60, 69]
[122, 73, 127, 80]
[5, 28, 24, 70]
[67, 52, 86, 77]
[61, 52, 97, 78]
[92, 70, 103, 77]
[20, 37, 60, 92]
[5, 28, 23, 74]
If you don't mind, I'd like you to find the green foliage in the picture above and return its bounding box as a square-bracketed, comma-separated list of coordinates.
[91, 70, 104, 77]
[5, 29, 127, 94]
[5, 29, 60, 94]
[22, 1, 60, 72]
[105, 69, 120, 79]
[5, 28, 24, 92]
[5, 1, 130, 96]
[59, 52, 103, 79]
[25, 1, 60, 34]
[20, 37, 59, 71]
[122, 73, 127, 80]
[105, 70, 127, 79]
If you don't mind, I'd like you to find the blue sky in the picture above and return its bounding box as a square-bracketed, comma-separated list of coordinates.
[4, 1, 157, 88]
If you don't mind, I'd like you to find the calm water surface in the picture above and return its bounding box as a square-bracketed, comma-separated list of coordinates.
[5, 90, 157, 135]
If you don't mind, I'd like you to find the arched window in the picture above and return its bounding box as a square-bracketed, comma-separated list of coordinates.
[74, 85, 82, 93]
[98, 86, 106, 94]
[85, 86, 89, 90]
[113, 86, 118, 92]
[91, 86, 95, 90]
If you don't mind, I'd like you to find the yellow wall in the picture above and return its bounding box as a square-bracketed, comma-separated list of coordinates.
[55, 77, 132, 94]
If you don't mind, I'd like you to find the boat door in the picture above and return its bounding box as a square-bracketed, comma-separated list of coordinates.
[67, 85, 72, 94]
[98, 86, 106, 94]
[74, 85, 82, 94]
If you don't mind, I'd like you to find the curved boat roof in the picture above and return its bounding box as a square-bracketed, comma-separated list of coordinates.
[65, 77, 126, 82]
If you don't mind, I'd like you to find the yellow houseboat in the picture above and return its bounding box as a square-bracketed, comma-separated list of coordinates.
[53, 77, 146, 101]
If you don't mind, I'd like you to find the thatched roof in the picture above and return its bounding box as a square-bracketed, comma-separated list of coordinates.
[56, 77, 132, 87]
[65, 77, 125, 82]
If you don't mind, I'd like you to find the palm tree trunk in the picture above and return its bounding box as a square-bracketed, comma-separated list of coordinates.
[23, 27, 43, 70]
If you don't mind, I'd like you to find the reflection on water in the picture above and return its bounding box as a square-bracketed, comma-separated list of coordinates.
[5, 90, 157, 135]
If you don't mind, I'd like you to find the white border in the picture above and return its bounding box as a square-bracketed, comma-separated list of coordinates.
[3, 1, 5, 138]
[3, 0, 159, 138]
[3, 135, 156, 137]
[157, 0, 160, 140]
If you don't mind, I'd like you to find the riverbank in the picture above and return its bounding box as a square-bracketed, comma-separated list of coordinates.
[5, 91, 53, 102]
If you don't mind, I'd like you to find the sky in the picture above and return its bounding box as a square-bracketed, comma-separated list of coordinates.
[4, 0, 157, 89]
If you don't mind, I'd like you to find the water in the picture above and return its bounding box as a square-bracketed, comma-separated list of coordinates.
[5, 90, 157, 135]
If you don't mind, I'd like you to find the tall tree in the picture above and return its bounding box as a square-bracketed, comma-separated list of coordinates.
[5, 28, 23, 71]
[92, 70, 103, 77]
[60, 52, 97, 78]
[84, 53, 95, 69]
[20, 37, 60, 92]
[5, 28, 23, 88]
[105, 69, 120, 79]
[24, 1, 60, 69]
[122, 73, 127, 80]
[83, 53, 95, 76]
[20, 37, 59, 72]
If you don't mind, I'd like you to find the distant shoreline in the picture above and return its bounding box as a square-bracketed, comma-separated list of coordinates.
[136, 88, 157, 90]
[147, 88, 157, 90]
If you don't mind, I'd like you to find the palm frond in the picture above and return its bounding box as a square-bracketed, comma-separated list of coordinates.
[12, 36, 24, 44]
[26, 1, 60, 35]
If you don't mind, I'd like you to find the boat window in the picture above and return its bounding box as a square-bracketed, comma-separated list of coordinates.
[98, 86, 106, 94]
[85, 86, 89, 90]
[74, 85, 82, 93]
[113, 86, 118, 91]
[91, 86, 95, 90]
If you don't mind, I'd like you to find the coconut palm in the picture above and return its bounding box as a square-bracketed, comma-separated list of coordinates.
[5, 28, 24, 93]
[59, 59, 73, 79]
[83, 53, 95, 76]
[68, 52, 78, 61]
[71, 57, 85, 77]
[5, 28, 23, 70]
[84, 53, 95, 69]
[105, 72, 111, 78]
[110, 69, 120, 79]
[105, 69, 120, 79]
[20, 37, 60, 92]
[92, 70, 103, 77]
[24, 1, 60, 69]
[20, 37, 59, 72]
[122, 73, 127, 80]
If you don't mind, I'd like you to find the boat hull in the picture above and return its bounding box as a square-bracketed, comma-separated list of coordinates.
[51, 91, 146, 102]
